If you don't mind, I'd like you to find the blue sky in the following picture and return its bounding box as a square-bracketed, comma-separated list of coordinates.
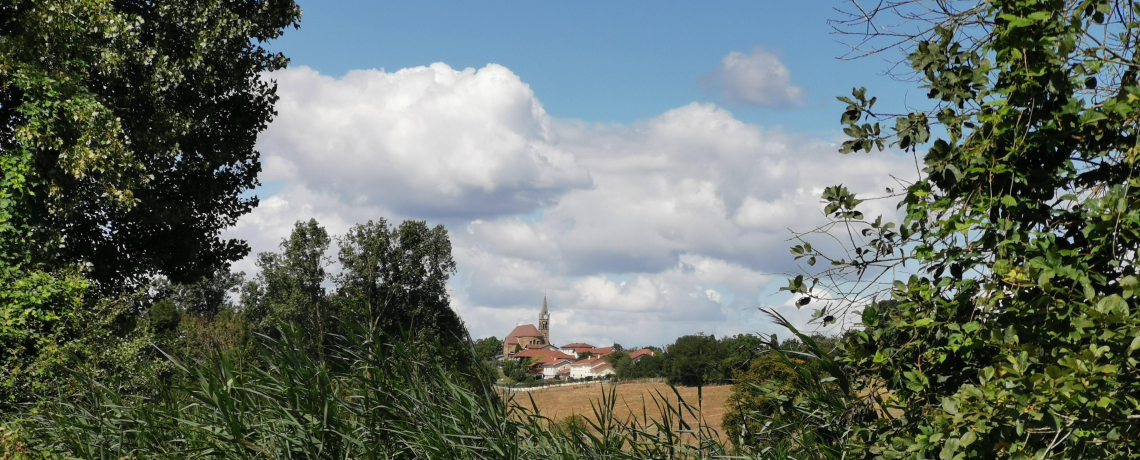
[269, 1, 914, 129]
[231, 1, 921, 346]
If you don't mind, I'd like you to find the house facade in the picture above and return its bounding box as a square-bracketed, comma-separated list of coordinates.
[533, 357, 573, 379]
[569, 355, 614, 379]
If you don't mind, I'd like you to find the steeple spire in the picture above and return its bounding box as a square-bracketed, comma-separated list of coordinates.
[538, 293, 550, 344]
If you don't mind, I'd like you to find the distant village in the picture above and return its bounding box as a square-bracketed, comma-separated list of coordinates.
[499, 296, 654, 381]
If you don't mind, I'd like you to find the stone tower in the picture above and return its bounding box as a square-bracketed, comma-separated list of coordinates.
[538, 294, 550, 344]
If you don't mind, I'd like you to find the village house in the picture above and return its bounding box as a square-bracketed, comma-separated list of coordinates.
[559, 343, 594, 358]
[569, 355, 615, 379]
[530, 356, 574, 379]
[511, 347, 575, 362]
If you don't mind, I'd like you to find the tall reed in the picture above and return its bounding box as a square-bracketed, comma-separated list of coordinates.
[2, 321, 839, 459]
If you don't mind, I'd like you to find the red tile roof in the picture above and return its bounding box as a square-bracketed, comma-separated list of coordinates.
[505, 324, 544, 344]
[584, 347, 614, 357]
[572, 355, 605, 366]
[513, 349, 575, 360]
[533, 356, 572, 366]
[629, 349, 655, 360]
[557, 368, 570, 374]
[562, 343, 595, 349]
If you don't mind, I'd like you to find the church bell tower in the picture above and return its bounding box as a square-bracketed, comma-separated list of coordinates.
[538, 294, 550, 344]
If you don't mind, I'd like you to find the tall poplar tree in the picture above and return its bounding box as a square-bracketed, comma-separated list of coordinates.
[1, 0, 301, 291]
[0, 0, 299, 406]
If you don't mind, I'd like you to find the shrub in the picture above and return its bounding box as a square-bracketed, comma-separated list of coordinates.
[722, 354, 807, 448]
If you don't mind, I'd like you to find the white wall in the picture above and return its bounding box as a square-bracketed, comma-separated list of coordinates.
[543, 362, 570, 379]
[569, 364, 592, 379]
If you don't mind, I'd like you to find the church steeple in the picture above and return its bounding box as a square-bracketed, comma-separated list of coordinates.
[538, 294, 550, 344]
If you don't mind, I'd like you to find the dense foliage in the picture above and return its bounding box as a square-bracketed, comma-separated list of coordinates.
[0, 0, 301, 291]
[335, 219, 465, 345]
[0, 0, 300, 408]
[785, 0, 1140, 457]
[474, 336, 504, 362]
[668, 334, 727, 388]
[721, 354, 808, 449]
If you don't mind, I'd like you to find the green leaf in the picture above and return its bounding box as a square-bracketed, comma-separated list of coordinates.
[1097, 295, 1127, 315]
[1080, 110, 1108, 124]
[960, 430, 976, 447]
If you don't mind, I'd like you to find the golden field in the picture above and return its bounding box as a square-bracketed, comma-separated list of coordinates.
[504, 381, 733, 439]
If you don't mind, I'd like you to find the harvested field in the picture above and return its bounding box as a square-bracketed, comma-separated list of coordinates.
[505, 381, 733, 439]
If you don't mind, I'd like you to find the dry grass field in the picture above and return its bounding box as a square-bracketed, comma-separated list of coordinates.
[506, 381, 733, 439]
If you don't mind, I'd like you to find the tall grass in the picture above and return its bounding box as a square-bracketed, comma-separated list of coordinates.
[1, 320, 844, 459]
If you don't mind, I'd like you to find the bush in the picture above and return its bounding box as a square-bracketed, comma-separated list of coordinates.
[147, 299, 181, 334]
[1, 270, 168, 410]
[0, 267, 90, 408]
[722, 354, 807, 449]
[556, 414, 589, 436]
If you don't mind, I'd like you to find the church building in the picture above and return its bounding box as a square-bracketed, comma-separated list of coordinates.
[503, 295, 550, 357]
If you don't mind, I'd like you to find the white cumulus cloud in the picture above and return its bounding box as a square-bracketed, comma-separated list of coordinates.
[702, 47, 806, 108]
[231, 62, 916, 346]
[259, 64, 592, 219]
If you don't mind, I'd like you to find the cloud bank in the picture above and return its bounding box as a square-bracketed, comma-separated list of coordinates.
[228, 62, 914, 346]
[259, 64, 591, 219]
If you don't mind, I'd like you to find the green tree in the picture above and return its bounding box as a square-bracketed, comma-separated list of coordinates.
[501, 358, 531, 384]
[0, 0, 298, 409]
[633, 352, 671, 379]
[607, 351, 633, 378]
[151, 269, 245, 318]
[787, 1, 1140, 457]
[718, 333, 766, 381]
[0, 0, 301, 292]
[334, 219, 463, 343]
[668, 334, 726, 387]
[473, 336, 503, 362]
[245, 219, 332, 355]
[147, 299, 181, 336]
[173, 306, 254, 366]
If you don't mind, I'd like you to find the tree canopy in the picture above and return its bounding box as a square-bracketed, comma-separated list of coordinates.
[335, 219, 463, 343]
[0, 0, 300, 408]
[784, 0, 1140, 457]
[0, 0, 301, 291]
[668, 334, 726, 388]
